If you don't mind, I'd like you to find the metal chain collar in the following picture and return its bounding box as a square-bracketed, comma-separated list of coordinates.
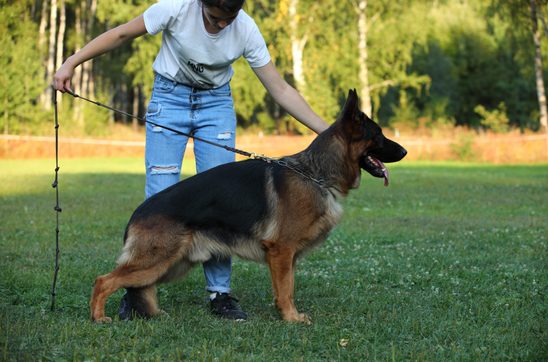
[249, 153, 325, 187]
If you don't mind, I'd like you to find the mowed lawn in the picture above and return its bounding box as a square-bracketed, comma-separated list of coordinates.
[0, 158, 547, 361]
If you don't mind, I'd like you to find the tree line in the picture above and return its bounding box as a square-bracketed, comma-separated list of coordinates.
[2, 0, 548, 136]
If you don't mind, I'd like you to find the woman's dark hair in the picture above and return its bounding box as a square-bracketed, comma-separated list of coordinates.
[200, 0, 246, 13]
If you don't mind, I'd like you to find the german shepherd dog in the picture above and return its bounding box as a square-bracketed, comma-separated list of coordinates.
[90, 90, 407, 323]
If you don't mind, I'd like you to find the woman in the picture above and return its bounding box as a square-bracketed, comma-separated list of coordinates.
[52, 0, 329, 321]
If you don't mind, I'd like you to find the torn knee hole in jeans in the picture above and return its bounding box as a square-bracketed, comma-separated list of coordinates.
[217, 131, 233, 140]
[150, 165, 179, 174]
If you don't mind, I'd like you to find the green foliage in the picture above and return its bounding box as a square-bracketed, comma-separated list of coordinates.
[124, 34, 162, 100]
[394, 0, 541, 130]
[0, 1, 44, 134]
[451, 133, 475, 162]
[389, 90, 420, 128]
[231, 58, 268, 128]
[475, 102, 510, 133]
[409, 41, 459, 124]
[1, 159, 547, 360]
[300, 0, 358, 123]
[1, 0, 548, 135]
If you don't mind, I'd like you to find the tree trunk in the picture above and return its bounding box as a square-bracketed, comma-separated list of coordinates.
[273, 104, 284, 135]
[357, 0, 372, 117]
[4, 97, 8, 156]
[289, 0, 309, 98]
[108, 85, 115, 125]
[74, 3, 83, 123]
[80, 3, 89, 98]
[81, 0, 98, 98]
[531, 1, 548, 132]
[133, 85, 139, 132]
[38, 0, 48, 105]
[121, 83, 128, 125]
[55, 0, 66, 106]
[44, 0, 57, 110]
[38, 0, 48, 52]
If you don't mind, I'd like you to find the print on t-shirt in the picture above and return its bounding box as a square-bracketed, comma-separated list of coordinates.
[188, 59, 204, 74]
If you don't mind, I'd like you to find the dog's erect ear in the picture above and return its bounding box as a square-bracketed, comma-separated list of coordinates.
[338, 89, 362, 136]
[339, 89, 359, 122]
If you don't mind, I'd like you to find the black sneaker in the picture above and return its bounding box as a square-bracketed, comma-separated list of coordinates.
[210, 293, 247, 321]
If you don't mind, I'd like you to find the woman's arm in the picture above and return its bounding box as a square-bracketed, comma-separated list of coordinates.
[252, 61, 329, 135]
[52, 14, 148, 93]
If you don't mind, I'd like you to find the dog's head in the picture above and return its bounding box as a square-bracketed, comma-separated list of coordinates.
[337, 89, 407, 186]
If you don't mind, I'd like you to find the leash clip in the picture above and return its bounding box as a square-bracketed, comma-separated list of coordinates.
[250, 153, 268, 161]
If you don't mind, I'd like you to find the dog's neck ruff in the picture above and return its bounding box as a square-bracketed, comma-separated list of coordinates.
[250, 154, 325, 187]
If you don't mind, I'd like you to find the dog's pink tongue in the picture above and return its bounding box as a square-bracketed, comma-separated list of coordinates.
[377, 159, 389, 187]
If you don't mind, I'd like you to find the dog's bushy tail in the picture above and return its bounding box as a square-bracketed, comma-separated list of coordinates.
[118, 287, 155, 320]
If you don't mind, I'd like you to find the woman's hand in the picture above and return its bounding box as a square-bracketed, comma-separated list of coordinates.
[52, 58, 76, 93]
[50, 14, 147, 94]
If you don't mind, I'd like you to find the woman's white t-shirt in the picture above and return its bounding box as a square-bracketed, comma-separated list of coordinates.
[143, 0, 271, 89]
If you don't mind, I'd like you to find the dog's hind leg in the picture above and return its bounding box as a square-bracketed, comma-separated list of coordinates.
[91, 257, 196, 322]
[263, 241, 309, 323]
[90, 266, 130, 323]
[90, 265, 172, 323]
[91, 225, 196, 322]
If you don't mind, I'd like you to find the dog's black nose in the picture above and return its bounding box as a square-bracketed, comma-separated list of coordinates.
[401, 148, 407, 158]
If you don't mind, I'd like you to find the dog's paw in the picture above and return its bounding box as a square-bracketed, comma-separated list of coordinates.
[299, 313, 312, 325]
[284, 312, 312, 324]
[157, 310, 169, 317]
[93, 316, 112, 323]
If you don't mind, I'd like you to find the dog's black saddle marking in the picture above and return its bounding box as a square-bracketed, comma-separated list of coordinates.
[129, 160, 285, 245]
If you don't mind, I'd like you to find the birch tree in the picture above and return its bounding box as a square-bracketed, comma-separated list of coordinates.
[43, 0, 57, 110]
[353, 0, 381, 116]
[352, 0, 429, 121]
[55, 0, 66, 106]
[38, 0, 48, 53]
[288, 0, 314, 98]
[73, 2, 83, 121]
[37, 0, 48, 107]
[81, 0, 97, 98]
[489, 0, 548, 132]
[531, 0, 548, 132]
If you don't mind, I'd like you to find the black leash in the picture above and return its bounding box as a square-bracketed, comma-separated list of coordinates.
[62, 88, 325, 186]
[62, 88, 254, 158]
[50, 91, 62, 311]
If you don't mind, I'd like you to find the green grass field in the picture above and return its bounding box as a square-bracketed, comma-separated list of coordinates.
[1, 158, 547, 361]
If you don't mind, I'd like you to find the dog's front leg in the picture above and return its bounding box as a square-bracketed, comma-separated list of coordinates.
[264, 242, 310, 323]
